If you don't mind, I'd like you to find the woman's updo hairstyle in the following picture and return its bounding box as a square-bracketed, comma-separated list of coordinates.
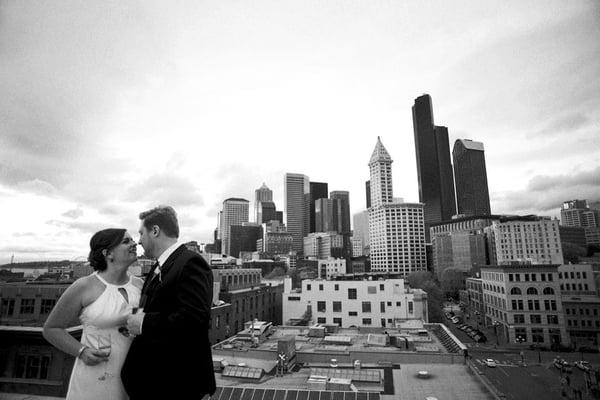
[88, 228, 126, 271]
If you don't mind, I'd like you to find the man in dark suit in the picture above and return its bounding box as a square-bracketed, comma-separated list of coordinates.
[121, 205, 216, 399]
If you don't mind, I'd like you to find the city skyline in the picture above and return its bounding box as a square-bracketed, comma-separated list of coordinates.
[1, 1, 599, 263]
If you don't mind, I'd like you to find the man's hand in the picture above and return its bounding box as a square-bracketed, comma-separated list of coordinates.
[127, 311, 145, 336]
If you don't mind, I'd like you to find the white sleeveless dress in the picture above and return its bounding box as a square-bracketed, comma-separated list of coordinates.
[66, 272, 141, 400]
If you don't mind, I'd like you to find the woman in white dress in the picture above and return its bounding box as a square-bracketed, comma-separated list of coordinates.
[43, 228, 143, 400]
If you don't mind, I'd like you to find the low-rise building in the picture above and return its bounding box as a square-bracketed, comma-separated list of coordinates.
[558, 263, 600, 348]
[283, 276, 427, 328]
[317, 258, 346, 279]
[480, 264, 568, 347]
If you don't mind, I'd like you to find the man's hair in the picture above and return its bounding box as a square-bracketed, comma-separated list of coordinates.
[139, 205, 179, 238]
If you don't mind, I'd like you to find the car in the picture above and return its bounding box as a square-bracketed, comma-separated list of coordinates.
[451, 317, 460, 324]
[575, 361, 590, 371]
[484, 359, 497, 367]
[562, 361, 573, 373]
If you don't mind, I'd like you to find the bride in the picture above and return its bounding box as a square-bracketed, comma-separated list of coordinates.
[43, 228, 142, 399]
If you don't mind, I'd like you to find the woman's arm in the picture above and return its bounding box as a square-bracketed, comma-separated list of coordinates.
[43, 278, 108, 365]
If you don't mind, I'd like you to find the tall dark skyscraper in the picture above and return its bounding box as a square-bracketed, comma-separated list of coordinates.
[412, 94, 456, 239]
[365, 180, 371, 208]
[306, 181, 328, 233]
[330, 191, 351, 235]
[453, 139, 491, 216]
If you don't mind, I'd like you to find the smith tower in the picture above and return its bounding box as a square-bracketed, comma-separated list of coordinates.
[368, 137, 426, 276]
[412, 94, 456, 239]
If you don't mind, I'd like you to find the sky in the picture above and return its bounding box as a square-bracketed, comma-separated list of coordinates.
[1, 0, 599, 264]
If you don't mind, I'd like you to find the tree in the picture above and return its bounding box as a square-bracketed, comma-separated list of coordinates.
[407, 271, 444, 322]
[562, 242, 587, 263]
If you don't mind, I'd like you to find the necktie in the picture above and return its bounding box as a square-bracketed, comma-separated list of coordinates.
[140, 261, 160, 308]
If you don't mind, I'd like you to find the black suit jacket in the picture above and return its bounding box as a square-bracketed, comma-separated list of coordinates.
[121, 245, 216, 399]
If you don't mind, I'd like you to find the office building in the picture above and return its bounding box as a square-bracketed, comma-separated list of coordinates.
[221, 198, 250, 256]
[484, 216, 563, 265]
[254, 183, 273, 223]
[257, 221, 294, 256]
[303, 232, 344, 259]
[558, 264, 600, 348]
[352, 210, 369, 253]
[412, 94, 456, 239]
[480, 264, 568, 347]
[431, 231, 486, 280]
[228, 224, 263, 258]
[314, 198, 337, 233]
[330, 191, 351, 235]
[306, 181, 328, 233]
[452, 139, 491, 216]
[317, 258, 347, 279]
[368, 137, 427, 275]
[282, 276, 428, 328]
[257, 201, 281, 224]
[285, 173, 309, 254]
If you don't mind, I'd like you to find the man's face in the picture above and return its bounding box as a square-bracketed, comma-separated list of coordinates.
[138, 222, 155, 258]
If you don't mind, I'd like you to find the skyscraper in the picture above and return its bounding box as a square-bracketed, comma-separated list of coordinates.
[330, 191, 351, 235]
[220, 198, 250, 256]
[306, 181, 328, 233]
[412, 94, 456, 239]
[285, 173, 309, 254]
[368, 137, 427, 275]
[254, 183, 273, 222]
[365, 180, 371, 208]
[453, 139, 491, 216]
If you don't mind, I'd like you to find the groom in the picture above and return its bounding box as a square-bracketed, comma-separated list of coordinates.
[121, 205, 216, 399]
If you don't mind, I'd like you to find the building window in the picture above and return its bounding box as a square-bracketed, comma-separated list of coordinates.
[530, 314, 542, 324]
[509, 274, 514, 282]
[514, 314, 525, 323]
[333, 301, 342, 312]
[20, 299, 35, 314]
[547, 315, 558, 324]
[510, 287, 521, 295]
[349, 311, 358, 316]
[396, 301, 401, 307]
[40, 299, 56, 314]
[367, 286, 376, 294]
[317, 317, 326, 324]
[14, 353, 51, 380]
[333, 317, 342, 326]
[531, 328, 544, 343]
[526, 287, 538, 295]
[380, 284, 384, 291]
[362, 318, 372, 325]
[408, 301, 413, 314]
[362, 302, 371, 313]
[348, 288, 357, 300]
[317, 301, 326, 312]
[1, 299, 15, 316]
[334, 284, 339, 291]
[542, 287, 554, 295]
[380, 302, 385, 313]
[319, 284, 323, 291]
[515, 327, 527, 342]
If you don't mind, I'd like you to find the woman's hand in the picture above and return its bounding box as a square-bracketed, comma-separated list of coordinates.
[79, 347, 110, 366]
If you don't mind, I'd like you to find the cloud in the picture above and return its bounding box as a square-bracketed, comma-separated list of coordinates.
[12, 232, 36, 237]
[125, 173, 204, 209]
[15, 179, 58, 196]
[527, 167, 600, 192]
[531, 112, 590, 138]
[492, 166, 600, 215]
[62, 207, 84, 219]
[46, 219, 106, 234]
